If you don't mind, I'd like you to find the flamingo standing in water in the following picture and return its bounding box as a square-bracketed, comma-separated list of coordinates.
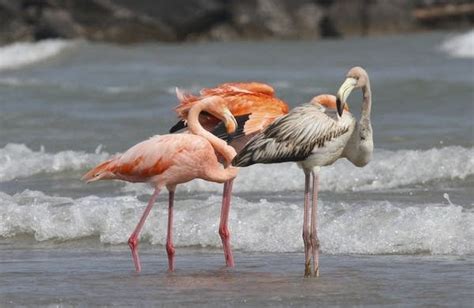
[82, 97, 239, 272]
[169, 82, 289, 267]
[232, 67, 373, 277]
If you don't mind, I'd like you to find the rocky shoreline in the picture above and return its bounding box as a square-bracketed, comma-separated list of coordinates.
[1, 0, 473, 45]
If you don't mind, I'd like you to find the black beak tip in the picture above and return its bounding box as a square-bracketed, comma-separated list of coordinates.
[336, 97, 343, 117]
[169, 120, 187, 133]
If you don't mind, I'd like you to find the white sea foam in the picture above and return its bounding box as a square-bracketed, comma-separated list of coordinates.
[1, 143, 473, 193]
[440, 30, 474, 58]
[0, 144, 108, 182]
[123, 146, 474, 194]
[0, 39, 75, 71]
[1, 190, 472, 255]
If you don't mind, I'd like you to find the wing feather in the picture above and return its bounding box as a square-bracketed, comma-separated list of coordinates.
[232, 104, 350, 166]
[172, 82, 289, 140]
[200, 82, 275, 96]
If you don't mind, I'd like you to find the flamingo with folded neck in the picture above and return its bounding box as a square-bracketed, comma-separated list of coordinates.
[82, 96, 238, 272]
[170, 82, 289, 267]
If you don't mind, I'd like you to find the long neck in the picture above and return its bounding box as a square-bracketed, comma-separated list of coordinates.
[356, 79, 374, 166]
[361, 80, 372, 123]
[187, 99, 236, 164]
[345, 79, 373, 167]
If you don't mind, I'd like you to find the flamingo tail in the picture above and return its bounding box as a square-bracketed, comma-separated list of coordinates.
[81, 158, 116, 183]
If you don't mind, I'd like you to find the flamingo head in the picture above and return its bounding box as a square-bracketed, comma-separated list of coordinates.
[204, 98, 238, 134]
[336, 66, 369, 117]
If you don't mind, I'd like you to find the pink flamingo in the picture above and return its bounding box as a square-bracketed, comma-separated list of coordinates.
[170, 82, 289, 267]
[82, 97, 238, 272]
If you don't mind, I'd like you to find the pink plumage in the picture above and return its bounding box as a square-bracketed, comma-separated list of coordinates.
[83, 97, 238, 273]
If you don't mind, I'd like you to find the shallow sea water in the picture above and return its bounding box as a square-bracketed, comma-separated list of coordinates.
[1, 240, 473, 307]
[0, 30, 473, 306]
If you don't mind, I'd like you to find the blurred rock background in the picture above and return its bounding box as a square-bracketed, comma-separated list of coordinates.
[0, 0, 473, 44]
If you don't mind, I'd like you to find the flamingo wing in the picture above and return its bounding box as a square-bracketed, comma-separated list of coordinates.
[208, 94, 288, 140]
[174, 83, 264, 120]
[174, 82, 284, 120]
[234, 95, 288, 136]
[232, 103, 351, 166]
[83, 135, 202, 183]
[200, 82, 276, 97]
[211, 114, 250, 142]
[171, 82, 289, 140]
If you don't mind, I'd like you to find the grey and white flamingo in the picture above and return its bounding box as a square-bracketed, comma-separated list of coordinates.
[232, 67, 373, 277]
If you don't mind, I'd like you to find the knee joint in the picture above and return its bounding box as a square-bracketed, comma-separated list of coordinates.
[302, 231, 311, 243]
[219, 227, 230, 240]
[128, 237, 138, 250]
[166, 243, 175, 256]
[310, 234, 320, 249]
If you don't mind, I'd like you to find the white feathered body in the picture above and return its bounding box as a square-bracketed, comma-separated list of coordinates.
[232, 94, 373, 171]
[298, 105, 355, 170]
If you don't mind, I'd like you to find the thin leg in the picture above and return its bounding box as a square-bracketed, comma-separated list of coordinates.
[219, 179, 235, 267]
[311, 171, 321, 277]
[128, 188, 161, 272]
[302, 171, 312, 277]
[166, 190, 176, 271]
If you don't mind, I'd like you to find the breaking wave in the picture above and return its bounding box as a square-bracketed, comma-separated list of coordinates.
[124, 146, 474, 193]
[0, 39, 75, 71]
[1, 143, 473, 193]
[440, 30, 474, 58]
[0, 144, 108, 182]
[1, 190, 472, 255]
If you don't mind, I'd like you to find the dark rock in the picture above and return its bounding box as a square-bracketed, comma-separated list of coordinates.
[196, 22, 241, 41]
[0, 0, 33, 44]
[319, 16, 341, 38]
[0, 0, 472, 44]
[63, 0, 177, 42]
[33, 7, 82, 40]
[230, 0, 324, 39]
[327, 0, 414, 36]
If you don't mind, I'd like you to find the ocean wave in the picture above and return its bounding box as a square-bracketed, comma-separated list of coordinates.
[0, 144, 108, 182]
[102, 85, 143, 94]
[440, 30, 474, 58]
[0, 77, 43, 87]
[0, 39, 75, 71]
[0, 77, 142, 95]
[123, 146, 474, 194]
[1, 143, 473, 192]
[1, 190, 472, 255]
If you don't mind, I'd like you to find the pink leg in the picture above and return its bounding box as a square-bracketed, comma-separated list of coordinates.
[219, 179, 235, 267]
[311, 170, 321, 277]
[302, 171, 312, 277]
[166, 190, 176, 272]
[128, 188, 161, 272]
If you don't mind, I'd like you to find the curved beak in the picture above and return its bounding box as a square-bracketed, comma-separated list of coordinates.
[223, 109, 237, 134]
[336, 77, 357, 117]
